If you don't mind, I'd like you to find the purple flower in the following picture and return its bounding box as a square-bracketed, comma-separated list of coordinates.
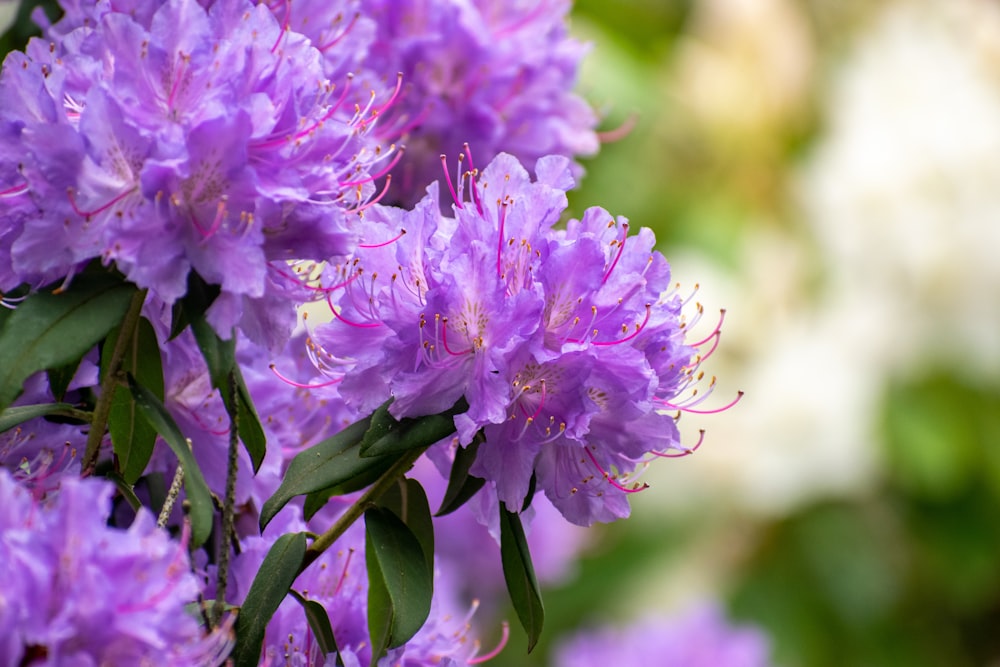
[0, 469, 230, 666]
[350, 0, 599, 206]
[0, 0, 398, 349]
[0, 357, 97, 496]
[310, 152, 732, 526]
[553, 604, 774, 667]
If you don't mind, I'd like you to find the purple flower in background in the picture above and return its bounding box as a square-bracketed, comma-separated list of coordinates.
[310, 151, 735, 526]
[553, 604, 775, 667]
[352, 0, 599, 206]
[146, 308, 354, 529]
[0, 0, 398, 349]
[0, 469, 231, 666]
[0, 358, 97, 496]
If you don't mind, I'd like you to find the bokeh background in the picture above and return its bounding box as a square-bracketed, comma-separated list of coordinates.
[5, 0, 1000, 664]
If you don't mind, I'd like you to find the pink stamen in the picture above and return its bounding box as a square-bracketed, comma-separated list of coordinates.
[326, 290, 381, 328]
[318, 12, 360, 52]
[602, 222, 629, 284]
[593, 304, 651, 347]
[517, 380, 547, 423]
[653, 429, 705, 458]
[690, 309, 726, 347]
[584, 448, 648, 494]
[252, 75, 353, 150]
[440, 317, 472, 356]
[659, 391, 744, 415]
[269, 364, 342, 389]
[496, 198, 509, 277]
[359, 227, 406, 249]
[440, 154, 463, 209]
[596, 112, 639, 143]
[67, 186, 135, 220]
[270, 0, 291, 53]
[375, 72, 404, 116]
[166, 52, 189, 110]
[191, 197, 228, 239]
[0, 182, 28, 198]
[350, 174, 393, 213]
[463, 142, 477, 172]
[340, 145, 404, 187]
[469, 622, 510, 665]
[334, 548, 355, 596]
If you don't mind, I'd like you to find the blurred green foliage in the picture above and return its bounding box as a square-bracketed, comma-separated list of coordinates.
[730, 374, 1000, 667]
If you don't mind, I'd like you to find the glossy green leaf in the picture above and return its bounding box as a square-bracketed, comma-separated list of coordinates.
[436, 432, 485, 516]
[190, 317, 266, 472]
[359, 400, 397, 451]
[360, 410, 458, 458]
[169, 271, 221, 340]
[289, 589, 341, 662]
[377, 478, 435, 579]
[365, 507, 433, 661]
[260, 412, 388, 530]
[127, 375, 214, 547]
[106, 317, 164, 483]
[0, 272, 136, 411]
[0, 402, 79, 433]
[231, 532, 307, 667]
[500, 503, 544, 652]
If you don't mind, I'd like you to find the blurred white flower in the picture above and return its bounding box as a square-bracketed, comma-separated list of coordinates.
[800, 0, 1000, 377]
[0, 1, 20, 35]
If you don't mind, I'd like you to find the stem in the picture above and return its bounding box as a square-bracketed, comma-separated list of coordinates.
[158, 457, 186, 528]
[302, 444, 429, 571]
[81, 288, 147, 476]
[214, 371, 240, 624]
[50, 407, 94, 423]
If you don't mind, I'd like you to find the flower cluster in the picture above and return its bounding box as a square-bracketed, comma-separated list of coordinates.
[356, 0, 600, 206]
[0, 0, 742, 663]
[0, 0, 394, 348]
[310, 151, 730, 525]
[0, 469, 231, 665]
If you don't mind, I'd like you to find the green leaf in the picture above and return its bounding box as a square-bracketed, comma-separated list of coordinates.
[232, 532, 307, 667]
[377, 479, 435, 579]
[106, 317, 164, 483]
[190, 317, 266, 472]
[260, 412, 392, 530]
[500, 503, 544, 652]
[105, 470, 142, 513]
[190, 316, 236, 390]
[436, 432, 486, 516]
[365, 507, 433, 661]
[0, 272, 136, 411]
[361, 411, 458, 458]
[289, 589, 341, 662]
[169, 271, 221, 340]
[47, 358, 82, 402]
[231, 365, 266, 473]
[127, 375, 214, 547]
[0, 402, 79, 433]
[359, 399, 397, 452]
